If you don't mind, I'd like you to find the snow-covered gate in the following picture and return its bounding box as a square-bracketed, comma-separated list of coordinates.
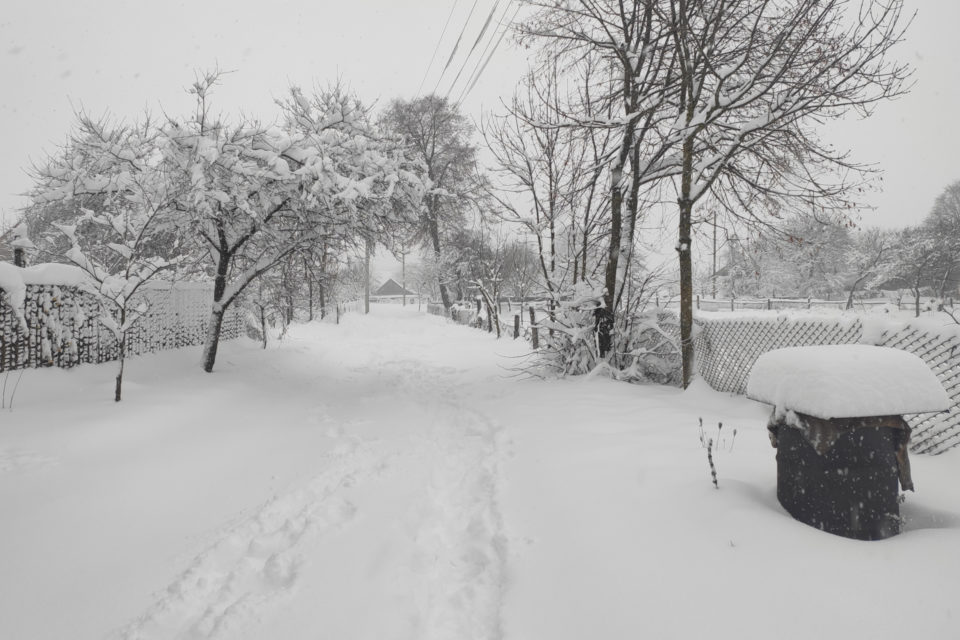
[0, 283, 243, 373]
[694, 315, 960, 454]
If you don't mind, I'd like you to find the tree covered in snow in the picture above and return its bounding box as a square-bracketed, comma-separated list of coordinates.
[707, 219, 894, 304]
[163, 75, 424, 372]
[27, 113, 185, 400]
[843, 227, 895, 309]
[380, 95, 482, 310]
[918, 179, 960, 298]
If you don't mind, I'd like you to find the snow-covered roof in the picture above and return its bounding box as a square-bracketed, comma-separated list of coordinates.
[373, 278, 415, 297]
[746, 345, 949, 419]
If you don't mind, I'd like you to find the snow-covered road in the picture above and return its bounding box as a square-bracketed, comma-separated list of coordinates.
[3, 304, 960, 640]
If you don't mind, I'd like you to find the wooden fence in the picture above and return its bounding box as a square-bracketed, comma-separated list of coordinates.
[0, 283, 243, 372]
[425, 301, 526, 339]
[695, 315, 960, 455]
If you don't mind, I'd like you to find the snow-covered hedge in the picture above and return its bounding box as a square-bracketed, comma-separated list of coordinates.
[0, 274, 243, 372]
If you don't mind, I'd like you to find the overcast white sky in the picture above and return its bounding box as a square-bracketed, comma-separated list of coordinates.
[0, 0, 956, 239]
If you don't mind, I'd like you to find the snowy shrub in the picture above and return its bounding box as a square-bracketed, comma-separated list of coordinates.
[450, 302, 480, 327]
[534, 285, 681, 385]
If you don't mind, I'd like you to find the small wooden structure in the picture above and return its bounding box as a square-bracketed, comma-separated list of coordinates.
[747, 345, 948, 540]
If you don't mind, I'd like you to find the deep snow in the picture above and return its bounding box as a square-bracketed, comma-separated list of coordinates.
[747, 344, 949, 418]
[1, 304, 958, 640]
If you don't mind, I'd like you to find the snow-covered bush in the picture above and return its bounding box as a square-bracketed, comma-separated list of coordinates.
[534, 285, 681, 385]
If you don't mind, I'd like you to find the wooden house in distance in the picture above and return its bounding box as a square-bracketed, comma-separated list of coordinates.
[370, 278, 420, 304]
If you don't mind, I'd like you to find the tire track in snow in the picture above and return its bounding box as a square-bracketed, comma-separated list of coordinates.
[111, 438, 390, 640]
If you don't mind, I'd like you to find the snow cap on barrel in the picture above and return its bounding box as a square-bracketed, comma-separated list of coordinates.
[746, 345, 949, 420]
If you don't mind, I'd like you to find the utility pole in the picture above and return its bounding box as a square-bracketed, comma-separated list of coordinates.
[364, 237, 371, 314]
[712, 211, 718, 299]
[401, 243, 407, 307]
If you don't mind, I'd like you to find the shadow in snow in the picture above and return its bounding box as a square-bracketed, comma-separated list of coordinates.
[901, 502, 960, 532]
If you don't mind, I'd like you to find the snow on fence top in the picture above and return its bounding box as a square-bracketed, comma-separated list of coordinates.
[0, 277, 243, 373]
[694, 313, 960, 454]
[745, 345, 949, 419]
[0, 262, 92, 321]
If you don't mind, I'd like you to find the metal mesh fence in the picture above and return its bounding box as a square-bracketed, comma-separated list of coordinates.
[695, 315, 960, 454]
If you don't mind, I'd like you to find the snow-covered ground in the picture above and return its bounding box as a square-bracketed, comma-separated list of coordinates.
[1, 304, 959, 640]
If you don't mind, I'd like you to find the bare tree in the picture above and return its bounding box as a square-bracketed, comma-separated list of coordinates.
[518, 2, 678, 355]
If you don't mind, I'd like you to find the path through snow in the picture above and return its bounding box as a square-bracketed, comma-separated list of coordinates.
[109, 306, 522, 640]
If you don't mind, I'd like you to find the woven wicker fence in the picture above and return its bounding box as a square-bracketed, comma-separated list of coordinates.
[0, 283, 243, 373]
[695, 315, 960, 455]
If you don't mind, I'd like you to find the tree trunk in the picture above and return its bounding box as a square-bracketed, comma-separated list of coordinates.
[202, 307, 226, 373]
[434, 246, 451, 309]
[307, 265, 314, 321]
[428, 199, 452, 309]
[202, 250, 230, 373]
[601, 165, 624, 358]
[259, 305, 268, 349]
[678, 136, 696, 389]
[364, 237, 371, 314]
[594, 307, 613, 358]
[114, 334, 125, 402]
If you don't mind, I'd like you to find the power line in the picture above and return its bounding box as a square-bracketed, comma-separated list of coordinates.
[432, 0, 482, 96]
[457, 2, 521, 106]
[416, 0, 461, 97]
[442, 0, 503, 100]
[454, 0, 515, 105]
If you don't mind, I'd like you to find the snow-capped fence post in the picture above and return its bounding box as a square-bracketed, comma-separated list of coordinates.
[513, 314, 520, 339]
[9, 224, 34, 268]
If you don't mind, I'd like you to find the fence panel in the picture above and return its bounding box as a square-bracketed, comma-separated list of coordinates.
[695, 314, 960, 454]
[0, 282, 243, 373]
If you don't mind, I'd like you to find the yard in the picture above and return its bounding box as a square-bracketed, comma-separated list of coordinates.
[1, 304, 958, 639]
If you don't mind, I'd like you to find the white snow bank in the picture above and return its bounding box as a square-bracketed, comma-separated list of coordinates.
[0, 262, 92, 289]
[21, 263, 91, 286]
[0, 262, 93, 322]
[746, 345, 949, 419]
